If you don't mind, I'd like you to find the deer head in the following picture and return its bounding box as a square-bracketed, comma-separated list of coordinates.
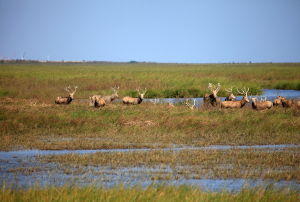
[136, 88, 147, 99]
[208, 83, 221, 98]
[225, 87, 236, 100]
[237, 87, 250, 102]
[65, 86, 78, 99]
[112, 86, 120, 97]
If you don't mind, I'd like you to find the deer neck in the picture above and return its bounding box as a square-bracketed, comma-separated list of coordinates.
[240, 97, 248, 107]
[137, 95, 144, 104]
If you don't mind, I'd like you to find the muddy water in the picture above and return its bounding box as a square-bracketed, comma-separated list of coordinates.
[1, 145, 300, 191]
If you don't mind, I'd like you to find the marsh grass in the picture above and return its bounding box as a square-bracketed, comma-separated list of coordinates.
[1, 185, 299, 202]
[41, 148, 300, 181]
[0, 62, 300, 101]
[0, 98, 300, 150]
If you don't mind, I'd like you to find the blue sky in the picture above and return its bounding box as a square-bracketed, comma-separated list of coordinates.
[0, 0, 300, 63]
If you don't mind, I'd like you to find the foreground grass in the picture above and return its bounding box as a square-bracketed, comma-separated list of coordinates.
[1, 185, 299, 202]
[1, 97, 300, 150]
[41, 148, 300, 181]
[0, 62, 300, 101]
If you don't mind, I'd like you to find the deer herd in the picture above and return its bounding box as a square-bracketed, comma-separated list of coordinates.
[55, 83, 300, 110]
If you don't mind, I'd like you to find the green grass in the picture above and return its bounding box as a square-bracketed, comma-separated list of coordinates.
[0, 62, 300, 101]
[1, 185, 299, 202]
[1, 98, 300, 151]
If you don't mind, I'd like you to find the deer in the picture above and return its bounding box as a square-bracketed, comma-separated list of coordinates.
[280, 97, 294, 108]
[185, 99, 197, 110]
[122, 88, 147, 105]
[251, 97, 273, 110]
[224, 87, 236, 101]
[89, 95, 105, 108]
[55, 86, 78, 104]
[203, 83, 221, 107]
[295, 100, 300, 109]
[102, 86, 120, 104]
[221, 87, 250, 109]
[89, 96, 106, 108]
[273, 96, 284, 106]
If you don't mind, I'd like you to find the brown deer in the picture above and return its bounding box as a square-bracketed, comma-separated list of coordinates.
[102, 86, 120, 104]
[251, 97, 273, 110]
[55, 86, 78, 104]
[89, 95, 106, 108]
[203, 83, 221, 107]
[225, 87, 236, 101]
[295, 100, 300, 108]
[273, 96, 284, 106]
[122, 88, 147, 105]
[280, 97, 293, 108]
[221, 87, 250, 108]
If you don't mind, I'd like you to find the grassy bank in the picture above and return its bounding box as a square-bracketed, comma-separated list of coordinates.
[1, 185, 299, 202]
[0, 62, 300, 101]
[1, 97, 300, 150]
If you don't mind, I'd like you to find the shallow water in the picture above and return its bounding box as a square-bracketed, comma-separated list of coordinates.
[1, 144, 299, 157]
[144, 89, 300, 105]
[1, 144, 299, 191]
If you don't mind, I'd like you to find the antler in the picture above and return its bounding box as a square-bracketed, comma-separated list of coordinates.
[185, 99, 196, 110]
[225, 87, 234, 93]
[237, 87, 249, 96]
[71, 86, 78, 94]
[259, 96, 267, 102]
[208, 83, 221, 94]
[64, 86, 72, 93]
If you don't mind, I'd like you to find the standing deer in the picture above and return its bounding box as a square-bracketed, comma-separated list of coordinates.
[55, 86, 78, 104]
[251, 97, 273, 110]
[122, 88, 147, 105]
[102, 86, 120, 104]
[203, 83, 221, 107]
[221, 87, 250, 108]
[225, 87, 236, 101]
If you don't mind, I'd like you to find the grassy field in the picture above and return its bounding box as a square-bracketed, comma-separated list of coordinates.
[1, 185, 299, 202]
[0, 62, 300, 150]
[1, 62, 300, 199]
[0, 62, 300, 101]
[1, 98, 300, 150]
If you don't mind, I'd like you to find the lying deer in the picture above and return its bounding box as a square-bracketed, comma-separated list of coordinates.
[203, 83, 221, 107]
[251, 97, 273, 110]
[221, 87, 250, 108]
[89, 95, 106, 108]
[225, 87, 236, 101]
[123, 88, 147, 105]
[273, 96, 284, 106]
[55, 86, 78, 104]
[102, 86, 119, 104]
[281, 97, 294, 108]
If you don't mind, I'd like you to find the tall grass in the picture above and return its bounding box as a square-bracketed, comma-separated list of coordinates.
[1, 98, 300, 151]
[1, 185, 299, 202]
